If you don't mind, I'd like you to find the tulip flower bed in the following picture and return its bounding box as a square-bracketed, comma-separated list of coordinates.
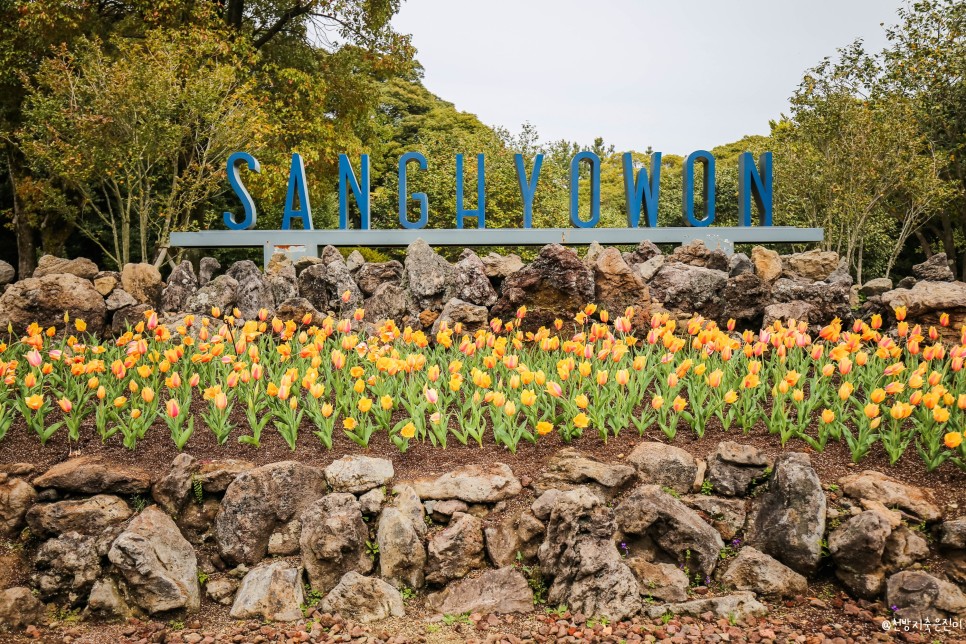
[2, 303, 966, 474]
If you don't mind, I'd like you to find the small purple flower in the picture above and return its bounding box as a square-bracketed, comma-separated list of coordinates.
[890, 604, 898, 613]
[704, 575, 711, 586]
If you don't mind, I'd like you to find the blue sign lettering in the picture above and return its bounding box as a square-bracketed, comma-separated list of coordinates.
[221, 149, 775, 232]
[338, 153, 369, 230]
[223, 152, 260, 230]
[282, 153, 313, 230]
[623, 152, 661, 228]
[515, 154, 543, 229]
[739, 151, 773, 226]
[455, 153, 485, 229]
[683, 150, 715, 227]
[569, 151, 601, 228]
[398, 152, 428, 229]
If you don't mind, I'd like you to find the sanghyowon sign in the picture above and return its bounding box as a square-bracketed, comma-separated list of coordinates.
[169, 150, 823, 265]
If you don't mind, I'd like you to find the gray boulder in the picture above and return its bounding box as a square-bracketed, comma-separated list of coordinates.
[297, 253, 363, 313]
[746, 453, 825, 575]
[859, 277, 893, 298]
[354, 260, 403, 296]
[642, 591, 767, 621]
[161, 260, 198, 312]
[537, 487, 640, 621]
[120, 263, 163, 306]
[324, 455, 393, 494]
[108, 506, 199, 614]
[425, 512, 486, 585]
[0, 273, 107, 335]
[625, 441, 698, 495]
[431, 298, 489, 334]
[198, 257, 221, 285]
[481, 252, 524, 280]
[185, 274, 237, 315]
[318, 572, 404, 623]
[0, 587, 46, 631]
[215, 461, 327, 566]
[491, 244, 595, 331]
[838, 470, 941, 523]
[410, 463, 521, 504]
[32, 254, 98, 280]
[616, 484, 724, 577]
[483, 507, 544, 567]
[377, 506, 426, 589]
[426, 567, 533, 616]
[626, 557, 689, 602]
[27, 495, 131, 538]
[534, 447, 636, 497]
[32, 531, 102, 604]
[454, 249, 498, 306]
[719, 547, 807, 598]
[913, 253, 954, 282]
[300, 494, 372, 593]
[363, 283, 408, 324]
[648, 263, 728, 318]
[0, 260, 14, 286]
[227, 260, 274, 319]
[401, 238, 454, 313]
[706, 441, 772, 497]
[230, 560, 304, 622]
[265, 253, 298, 306]
[0, 474, 36, 538]
[887, 570, 966, 622]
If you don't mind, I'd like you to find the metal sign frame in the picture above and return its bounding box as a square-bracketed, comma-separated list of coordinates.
[170, 226, 825, 267]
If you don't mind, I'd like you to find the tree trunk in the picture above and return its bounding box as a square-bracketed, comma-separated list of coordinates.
[6, 148, 36, 278]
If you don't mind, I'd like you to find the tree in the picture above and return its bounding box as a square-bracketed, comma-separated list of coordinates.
[773, 42, 953, 282]
[881, 0, 966, 277]
[20, 29, 268, 268]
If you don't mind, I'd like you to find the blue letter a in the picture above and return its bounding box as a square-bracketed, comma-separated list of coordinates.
[282, 153, 313, 230]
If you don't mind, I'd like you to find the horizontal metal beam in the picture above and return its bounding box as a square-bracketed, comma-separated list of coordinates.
[171, 227, 823, 248]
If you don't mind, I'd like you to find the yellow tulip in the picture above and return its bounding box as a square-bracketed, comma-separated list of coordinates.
[821, 409, 835, 424]
[25, 394, 43, 411]
[358, 397, 373, 413]
[573, 413, 590, 429]
[945, 432, 962, 449]
[400, 422, 416, 439]
[535, 421, 553, 436]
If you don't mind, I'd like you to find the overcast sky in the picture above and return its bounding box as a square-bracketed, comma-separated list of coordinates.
[393, 0, 904, 154]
